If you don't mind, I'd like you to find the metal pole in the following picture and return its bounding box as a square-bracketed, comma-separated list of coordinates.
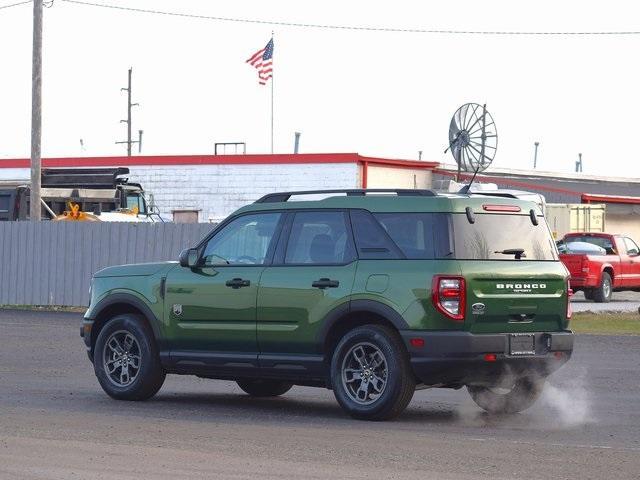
[270, 32, 274, 154]
[138, 129, 143, 154]
[30, 0, 43, 221]
[294, 132, 300, 154]
[533, 141, 539, 169]
[127, 68, 132, 156]
[479, 104, 487, 169]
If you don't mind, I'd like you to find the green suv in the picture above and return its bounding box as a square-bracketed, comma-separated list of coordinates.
[82, 189, 574, 420]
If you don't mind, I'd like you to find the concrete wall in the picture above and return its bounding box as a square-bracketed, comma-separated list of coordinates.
[129, 163, 359, 222]
[0, 222, 214, 307]
[365, 165, 432, 189]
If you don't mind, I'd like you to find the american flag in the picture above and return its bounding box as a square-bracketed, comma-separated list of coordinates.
[246, 38, 273, 86]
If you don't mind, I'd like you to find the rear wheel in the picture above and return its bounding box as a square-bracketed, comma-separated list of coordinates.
[330, 325, 415, 421]
[236, 379, 293, 397]
[94, 314, 165, 401]
[467, 376, 545, 414]
[593, 272, 612, 303]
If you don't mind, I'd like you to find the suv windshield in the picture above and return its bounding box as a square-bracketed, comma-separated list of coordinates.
[368, 212, 557, 261]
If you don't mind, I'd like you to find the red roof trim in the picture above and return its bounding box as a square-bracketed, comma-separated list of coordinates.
[434, 168, 580, 196]
[360, 156, 439, 169]
[582, 193, 640, 205]
[0, 153, 359, 168]
[0, 153, 439, 169]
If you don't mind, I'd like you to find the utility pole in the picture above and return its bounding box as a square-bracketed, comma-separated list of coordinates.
[116, 67, 140, 155]
[533, 141, 539, 169]
[30, 0, 43, 221]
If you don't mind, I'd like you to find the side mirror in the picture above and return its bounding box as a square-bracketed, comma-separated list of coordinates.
[179, 248, 201, 268]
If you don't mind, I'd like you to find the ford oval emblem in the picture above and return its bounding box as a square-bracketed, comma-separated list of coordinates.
[472, 303, 486, 315]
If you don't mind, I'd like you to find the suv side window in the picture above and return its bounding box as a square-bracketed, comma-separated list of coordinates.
[374, 212, 452, 259]
[350, 210, 402, 259]
[624, 237, 640, 256]
[285, 211, 355, 264]
[201, 212, 281, 265]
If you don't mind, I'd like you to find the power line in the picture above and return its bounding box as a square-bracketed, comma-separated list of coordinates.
[60, 0, 640, 36]
[0, 1, 32, 10]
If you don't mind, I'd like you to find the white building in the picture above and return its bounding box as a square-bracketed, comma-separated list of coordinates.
[0, 153, 439, 222]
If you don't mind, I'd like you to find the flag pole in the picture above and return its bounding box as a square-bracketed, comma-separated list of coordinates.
[270, 31, 274, 154]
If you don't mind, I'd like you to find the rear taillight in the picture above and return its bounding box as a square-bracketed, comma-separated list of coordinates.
[432, 275, 466, 322]
[566, 280, 573, 320]
[581, 258, 590, 273]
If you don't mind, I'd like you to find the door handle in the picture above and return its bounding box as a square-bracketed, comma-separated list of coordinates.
[312, 278, 340, 289]
[225, 278, 251, 289]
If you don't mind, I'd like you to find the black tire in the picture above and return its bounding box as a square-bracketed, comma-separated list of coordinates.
[583, 289, 594, 301]
[330, 325, 415, 421]
[94, 314, 165, 401]
[467, 376, 545, 414]
[593, 272, 612, 303]
[236, 379, 293, 397]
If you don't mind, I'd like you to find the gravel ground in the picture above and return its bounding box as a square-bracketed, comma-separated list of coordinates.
[1, 310, 639, 479]
[571, 290, 640, 313]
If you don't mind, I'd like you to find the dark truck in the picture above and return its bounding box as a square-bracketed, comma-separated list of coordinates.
[558, 232, 640, 302]
[0, 167, 152, 221]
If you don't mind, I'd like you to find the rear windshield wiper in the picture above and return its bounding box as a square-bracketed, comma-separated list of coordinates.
[494, 248, 526, 259]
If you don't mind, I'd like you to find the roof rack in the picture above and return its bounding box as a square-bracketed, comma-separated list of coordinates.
[255, 189, 437, 204]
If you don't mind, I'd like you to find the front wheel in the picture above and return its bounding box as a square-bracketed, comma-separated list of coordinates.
[467, 376, 545, 414]
[331, 325, 415, 421]
[94, 314, 165, 401]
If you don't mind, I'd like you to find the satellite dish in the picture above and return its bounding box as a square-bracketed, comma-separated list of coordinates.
[447, 103, 497, 173]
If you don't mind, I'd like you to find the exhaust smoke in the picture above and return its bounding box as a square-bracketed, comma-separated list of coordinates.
[539, 369, 593, 427]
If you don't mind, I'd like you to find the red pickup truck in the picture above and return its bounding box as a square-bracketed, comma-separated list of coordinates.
[558, 233, 640, 302]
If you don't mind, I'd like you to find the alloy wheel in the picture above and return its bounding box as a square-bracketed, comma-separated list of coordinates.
[341, 342, 388, 405]
[102, 330, 142, 387]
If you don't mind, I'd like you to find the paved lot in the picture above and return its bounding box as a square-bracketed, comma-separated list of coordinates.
[1, 310, 639, 480]
[571, 290, 640, 313]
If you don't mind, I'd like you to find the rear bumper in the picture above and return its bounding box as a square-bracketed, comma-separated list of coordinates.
[400, 330, 574, 386]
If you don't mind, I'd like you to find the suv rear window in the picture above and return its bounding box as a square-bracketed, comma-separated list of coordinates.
[354, 211, 557, 261]
[451, 214, 558, 261]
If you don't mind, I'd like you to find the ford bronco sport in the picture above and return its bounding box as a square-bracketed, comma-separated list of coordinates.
[82, 189, 574, 420]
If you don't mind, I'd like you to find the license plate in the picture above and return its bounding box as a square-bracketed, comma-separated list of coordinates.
[509, 333, 535, 356]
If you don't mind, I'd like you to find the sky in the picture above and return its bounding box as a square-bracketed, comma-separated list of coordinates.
[0, 0, 639, 176]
